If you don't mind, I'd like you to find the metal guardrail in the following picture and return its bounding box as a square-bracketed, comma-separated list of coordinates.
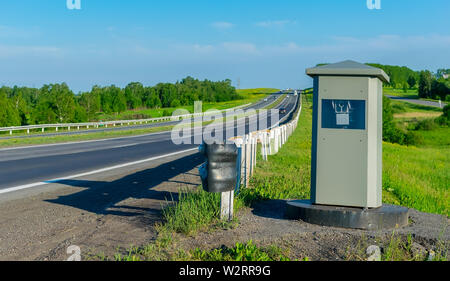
[218, 93, 302, 220]
[0, 102, 253, 135]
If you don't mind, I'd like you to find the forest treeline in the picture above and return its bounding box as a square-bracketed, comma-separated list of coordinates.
[317, 63, 449, 100]
[0, 77, 240, 127]
[366, 64, 449, 100]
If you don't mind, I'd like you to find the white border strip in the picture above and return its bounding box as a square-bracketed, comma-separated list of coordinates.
[0, 147, 198, 195]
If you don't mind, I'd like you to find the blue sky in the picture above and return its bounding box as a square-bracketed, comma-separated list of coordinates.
[0, 0, 449, 92]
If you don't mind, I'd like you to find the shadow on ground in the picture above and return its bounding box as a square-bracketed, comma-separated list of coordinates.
[250, 199, 288, 220]
[45, 153, 204, 217]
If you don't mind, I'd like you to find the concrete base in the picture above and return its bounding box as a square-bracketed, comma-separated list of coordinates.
[285, 200, 409, 230]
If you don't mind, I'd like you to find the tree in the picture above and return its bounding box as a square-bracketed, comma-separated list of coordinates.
[31, 83, 76, 124]
[418, 71, 433, 98]
[0, 77, 241, 125]
[170, 99, 181, 108]
[124, 82, 144, 109]
[431, 78, 450, 100]
[109, 86, 127, 114]
[402, 83, 408, 93]
[0, 92, 21, 126]
[79, 90, 101, 120]
[407, 76, 416, 89]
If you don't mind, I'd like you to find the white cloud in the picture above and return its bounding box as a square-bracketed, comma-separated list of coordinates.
[221, 42, 259, 54]
[255, 20, 295, 28]
[0, 25, 41, 38]
[0, 45, 62, 58]
[211, 22, 234, 29]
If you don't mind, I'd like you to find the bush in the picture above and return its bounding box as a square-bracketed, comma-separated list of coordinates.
[170, 99, 181, 108]
[391, 103, 406, 114]
[442, 104, 450, 118]
[414, 118, 438, 131]
[404, 131, 423, 146]
[383, 96, 408, 144]
[435, 104, 450, 126]
[162, 109, 172, 116]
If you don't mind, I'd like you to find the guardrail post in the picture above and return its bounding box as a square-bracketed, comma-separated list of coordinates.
[262, 133, 268, 160]
[249, 135, 254, 177]
[252, 135, 256, 176]
[56, 127, 58, 132]
[199, 143, 238, 222]
[235, 141, 242, 194]
[27, 129, 29, 134]
[10, 130, 12, 135]
[42, 128, 44, 133]
[243, 136, 247, 187]
[221, 191, 234, 221]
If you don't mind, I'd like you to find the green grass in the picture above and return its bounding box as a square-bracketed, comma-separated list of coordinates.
[190, 241, 294, 261]
[112, 240, 296, 261]
[239, 95, 312, 205]
[158, 187, 242, 236]
[384, 87, 446, 102]
[109, 186, 246, 261]
[236, 88, 280, 95]
[384, 87, 419, 99]
[241, 94, 449, 216]
[382, 143, 449, 215]
[265, 94, 286, 110]
[414, 127, 450, 147]
[346, 232, 448, 261]
[0, 125, 175, 148]
[390, 99, 443, 115]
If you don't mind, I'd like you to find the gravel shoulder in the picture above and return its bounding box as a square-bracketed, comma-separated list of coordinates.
[1, 150, 447, 261]
[0, 150, 203, 261]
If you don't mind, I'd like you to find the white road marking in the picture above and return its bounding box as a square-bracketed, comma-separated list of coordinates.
[0, 147, 198, 195]
[0, 96, 281, 152]
[109, 143, 143, 149]
[0, 130, 171, 152]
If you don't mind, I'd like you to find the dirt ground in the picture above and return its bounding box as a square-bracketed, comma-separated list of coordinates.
[0, 151, 204, 261]
[0, 149, 448, 261]
[176, 200, 449, 261]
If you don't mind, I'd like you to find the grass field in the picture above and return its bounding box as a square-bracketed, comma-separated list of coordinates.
[107, 93, 448, 262]
[390, 99, 443, 115]
[384, 87, 420, 99]
[241, 94, 449, 216]
[384, 87, 447, 103]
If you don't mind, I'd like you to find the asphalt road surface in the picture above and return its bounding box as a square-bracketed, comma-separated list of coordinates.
[0, 93, 298, 260]
[385, 95, 447, 108]
[0, 94, 280, 140]
[0, 94, 298, 193]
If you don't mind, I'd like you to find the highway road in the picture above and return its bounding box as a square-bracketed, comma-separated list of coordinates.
[385, 95, 447, 108]
[0, 93, 298, 260]
[0, 94, 279, 140]
[0, 94, 298, 193]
